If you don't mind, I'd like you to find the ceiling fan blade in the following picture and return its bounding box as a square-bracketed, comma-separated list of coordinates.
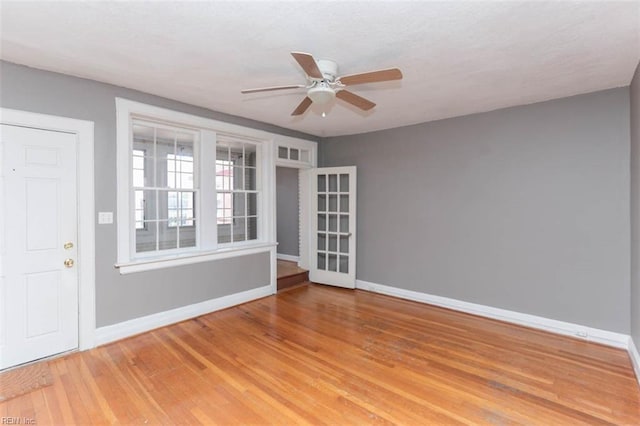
[241, 84, 306, 94]
[336, 90, 376, 111]
[338, 68, 403, 86]
[291, 52, 323, 79]
[291, 97, 313, 116]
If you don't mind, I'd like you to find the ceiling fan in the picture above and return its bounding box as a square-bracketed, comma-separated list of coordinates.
[241, 52, 403, 116]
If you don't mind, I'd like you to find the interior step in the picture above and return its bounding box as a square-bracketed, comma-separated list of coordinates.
[277, 270, 309, 291]
[277, 259, 309, 291]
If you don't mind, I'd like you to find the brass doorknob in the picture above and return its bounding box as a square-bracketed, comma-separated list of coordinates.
[64, 258, 75, 268]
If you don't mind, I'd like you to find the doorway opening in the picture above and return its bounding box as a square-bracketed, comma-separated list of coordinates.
[276, 166, 308, 290]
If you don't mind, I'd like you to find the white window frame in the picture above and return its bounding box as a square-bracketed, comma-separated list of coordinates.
[115, 98, 280, 274]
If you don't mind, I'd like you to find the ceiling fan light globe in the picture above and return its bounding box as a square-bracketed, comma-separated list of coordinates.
[307, 85, 336, 105]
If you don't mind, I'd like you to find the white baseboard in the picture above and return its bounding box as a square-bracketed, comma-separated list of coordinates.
[277, 253, 300, 263]
[629, 338, 640, 387]
[95, 284, 272, 347]
[356, 279, 630, 349]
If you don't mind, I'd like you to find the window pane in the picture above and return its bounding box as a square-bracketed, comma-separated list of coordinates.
[233, 166, 244, 190]
[318, 175, 326, 192]
[136, 221, 157, 253]
[233, 192, 245, 216]
[132, 155, 144, 170]
[247, 217, 257, 240]
[290, 148, 299, 161]
[245, 144, 257, 167]
[328, 194, 338, 212]
[328, 254, 338, 272]
[247, 193, 257, 216]
[318, 194, 327, 212]
[143, 190, 158, 221]
[218, 224, 231, 243]
[339, 255, 349, 273]
[158, 220, 177, 250]
[317, 233, 326, 251]
[133, 125, 155, 187]
[229, 142, 244, 167]
[340, 174, 349, 192]
[340, 235, 349, 253]
[328, 214, 337, 232]
[318, 252, 326, 270]
[340, 215, 349, 233]
[318, 214, 326, 231]
[233, 217, 246, 242]
[157, 191, 169, 220]
[216, 163, 231, 190]
[245, 167, 256, 191]
[217, 146, 230, 162]
[328, 234, 338, 252]
[278, 146, 288, 159]
[339, 194, 349, 212]
[329, 174, 338, 192]
[179, 225, 196, 248]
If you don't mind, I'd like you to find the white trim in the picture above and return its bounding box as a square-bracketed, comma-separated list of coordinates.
[629, 338, 640, 387]
[356, 279, 630, 349]
[299, 168, 312, 270]
[277, 253, 300, 262]
[115, 243, 276, 274]
[0, 108, 96, 351]
[94, 284, 272, 347]
[272, 137, 317, 272]
[269, 247, 277, 295]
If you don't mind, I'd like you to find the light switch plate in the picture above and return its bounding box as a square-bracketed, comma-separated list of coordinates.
[98, 211, 113, 224]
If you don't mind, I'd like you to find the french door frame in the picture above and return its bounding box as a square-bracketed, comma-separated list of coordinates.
[0, 108, 96, 356]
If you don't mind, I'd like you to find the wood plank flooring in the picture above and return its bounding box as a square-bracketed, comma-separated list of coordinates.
[1, 284, 639, 425]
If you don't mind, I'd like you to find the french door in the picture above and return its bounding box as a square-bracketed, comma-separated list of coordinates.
[310, 166, 356, 288]
[1, 124, 79, 369]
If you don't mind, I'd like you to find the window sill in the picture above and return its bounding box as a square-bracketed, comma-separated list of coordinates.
[115, 242, 276, 275]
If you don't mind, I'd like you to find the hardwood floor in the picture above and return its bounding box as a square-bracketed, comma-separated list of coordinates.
[2, 284, 639, 424]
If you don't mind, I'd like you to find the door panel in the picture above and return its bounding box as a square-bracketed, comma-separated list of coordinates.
[1, 124, 78, 369]
[310, 166, 356, 288]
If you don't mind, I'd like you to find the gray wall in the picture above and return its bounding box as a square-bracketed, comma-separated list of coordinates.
[0, 61, 316, 327]
[320, 88, 630, 333]
[631, 61, 640, 345]
[276, 167, 299, 257]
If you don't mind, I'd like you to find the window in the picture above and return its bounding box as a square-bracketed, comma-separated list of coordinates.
[132, 149, 145, 230]
[167, 153, 194, 227]
[216, 159, 233, 224]
[132, 122, 197, 254]
[116, 98, 280, 273]
[216, 140, 258, 244]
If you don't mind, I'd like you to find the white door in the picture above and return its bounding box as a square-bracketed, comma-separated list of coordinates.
[1, 124, 79, 370]
[310, 166, 356, 288]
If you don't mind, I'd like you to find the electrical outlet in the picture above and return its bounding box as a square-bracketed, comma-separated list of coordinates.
[576, 330, 588, 338]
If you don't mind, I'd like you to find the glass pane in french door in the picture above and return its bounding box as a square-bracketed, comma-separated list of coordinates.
[317, 172, 350, 273]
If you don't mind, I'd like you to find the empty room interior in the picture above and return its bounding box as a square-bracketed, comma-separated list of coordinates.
[1, 1, 640, 424]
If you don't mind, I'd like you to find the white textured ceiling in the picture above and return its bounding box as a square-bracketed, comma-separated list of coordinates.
[1, 1, 639, 137]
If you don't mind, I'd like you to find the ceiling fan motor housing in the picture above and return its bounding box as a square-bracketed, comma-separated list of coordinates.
[316, 59, 338, 81]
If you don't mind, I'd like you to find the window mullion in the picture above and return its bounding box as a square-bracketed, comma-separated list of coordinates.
[199, 130, 218, 250]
